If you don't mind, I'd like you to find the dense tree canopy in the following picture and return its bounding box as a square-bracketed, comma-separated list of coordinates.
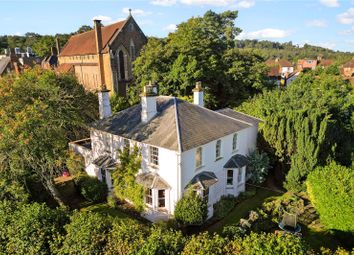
[0, 68, 98, 204]
[133, 10, 269, 109]
[307, 162, 354, 233]
[238, 67, 353, 190]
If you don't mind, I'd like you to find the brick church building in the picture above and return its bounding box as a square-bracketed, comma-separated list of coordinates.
[58, 13, 147, 96]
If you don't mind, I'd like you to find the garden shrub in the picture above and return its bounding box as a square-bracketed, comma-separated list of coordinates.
[181, 232, 226, 255]
[221, 225, 246, 238]
[307, 163, 354, 232]
[3, 202, 68, 255]
[174, 189, 208, 225]
[213, 195, 236, 219]
[66, 151, 85, 176]
[247, 150, 270, 184]
[105, 219, 148, 255]
[60, 211, 112, 255]
[75, 175, 108, 202]
[110, 95, 130, 113]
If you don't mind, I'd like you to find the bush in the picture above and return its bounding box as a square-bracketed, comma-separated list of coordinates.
[1, 202, 68, 255]
[60, 211, 112, 255]
[221, 225, 246, 238]
[307, 163, 354, 232]
[174, 190, 208, 225]
[213, 195, 236, 219]
[110, 95, 130, 113]
[181, 232, 226, 255]
[75, 175, 108, 202]
[247, 150, 270, 184]
[225, 232, 309, 255]
[66, 151, 85, 176]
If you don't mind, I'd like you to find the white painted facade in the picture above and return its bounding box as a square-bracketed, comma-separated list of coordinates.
[70, 121, 258, 221]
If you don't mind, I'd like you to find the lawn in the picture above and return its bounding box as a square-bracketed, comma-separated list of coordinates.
[206, 186, 280, 233]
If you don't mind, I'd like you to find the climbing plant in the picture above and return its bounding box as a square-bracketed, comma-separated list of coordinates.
[111, 145, 144, 212]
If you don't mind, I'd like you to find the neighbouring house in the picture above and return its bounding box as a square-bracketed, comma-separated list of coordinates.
[42, 38, 60, 69]
[70, 82, 261, 222]
[265, 58, 297, 87]
[341, 58, 354, 78]
[58, 12, 147, 96]
[0, 47, 41, 77]
[297, 59, 318, 71]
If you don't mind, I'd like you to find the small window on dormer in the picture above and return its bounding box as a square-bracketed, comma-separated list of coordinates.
[215, 140, 221, 159]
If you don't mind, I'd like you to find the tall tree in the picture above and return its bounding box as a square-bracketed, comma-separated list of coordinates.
[133, 10, 268, 109]
[238, 68, 353, 190]
[0, 68, 98, 205]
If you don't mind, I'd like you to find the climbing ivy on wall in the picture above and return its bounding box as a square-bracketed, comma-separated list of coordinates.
[111, 145, 144, 212]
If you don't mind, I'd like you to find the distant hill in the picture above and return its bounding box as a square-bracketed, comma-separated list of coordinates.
[236, 40, 354, 64]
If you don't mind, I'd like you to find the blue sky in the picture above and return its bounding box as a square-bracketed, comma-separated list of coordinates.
[0, 0, 353, 52]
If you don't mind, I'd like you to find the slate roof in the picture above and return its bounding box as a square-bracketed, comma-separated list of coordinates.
[136, 172, 170, 189]
[91, 96, 253, 152]
[186, 171, 218, 190]
[216, 108, 262, 126]
[224, 154, 249, 168]
[60, 19, 126, 56]
[92, 155, 117, 170]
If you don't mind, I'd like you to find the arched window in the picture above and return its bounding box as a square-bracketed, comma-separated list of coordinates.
[130, 40, 136, 61]
[118, 50, 125, 80]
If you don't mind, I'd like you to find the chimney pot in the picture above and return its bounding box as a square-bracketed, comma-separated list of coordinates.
[192, 81, 204, 107]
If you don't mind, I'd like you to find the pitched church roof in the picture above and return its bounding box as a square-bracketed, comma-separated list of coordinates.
[60, 19, 126, 56]
[91, 96, 257, 152]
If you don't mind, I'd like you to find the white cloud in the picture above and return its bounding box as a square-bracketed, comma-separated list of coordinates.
[237, 28, 291, 40]
[122, 8, 152, 17]
[92, 15, 112, 22]
[151, 0, 177, 6]
[337, 8, 354, 24]
[319, 0, 339, 7]
[306, 19, 327, 28]
[339, 26, 354, 35]
[234, 0, 255, 8]
[164, 23, 177, 32]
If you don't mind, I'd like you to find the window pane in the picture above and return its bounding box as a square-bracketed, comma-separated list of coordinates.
[216, 140, 221, 158]
[145, 189, 152, 205]
[158, 190, 165, 207]
[227, 169, 233, 185]
[238, 168, 243, 183]
[150, 146, 159, 166]
[233, 133, 238, 151]
[196, 147, 202, 168]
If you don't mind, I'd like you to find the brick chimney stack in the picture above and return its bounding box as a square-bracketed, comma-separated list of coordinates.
[94, 19, 105, 89]
[55, 37, 60, 55]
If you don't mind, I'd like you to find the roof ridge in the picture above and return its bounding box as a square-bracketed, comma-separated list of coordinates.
[173, 97, 182, 153]
[70, 19, 126, 38]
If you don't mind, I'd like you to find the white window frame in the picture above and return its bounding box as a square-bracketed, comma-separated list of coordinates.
[145, 188, 153, 206]
[149, 146, 159, 166]
[232, 133, 238, 152]
[215, 140, 222, 159]
[195, 147, 203, 169]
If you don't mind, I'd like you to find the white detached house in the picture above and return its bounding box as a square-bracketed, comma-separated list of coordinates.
[70, 82, 261, 222]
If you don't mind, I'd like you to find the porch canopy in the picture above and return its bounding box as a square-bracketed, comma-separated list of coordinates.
[136, 172, 170, 189]
[92, 155, 117, 170]
[186, 171, 218, 190]
[223, 154, 249, 169]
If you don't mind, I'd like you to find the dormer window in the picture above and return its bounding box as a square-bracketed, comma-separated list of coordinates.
[149, 146, 159, 166]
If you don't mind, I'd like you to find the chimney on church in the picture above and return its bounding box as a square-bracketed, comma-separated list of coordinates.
[192, 81, 204, 107]
[141, 81, 157, 123]
[55, 37, 60, 55]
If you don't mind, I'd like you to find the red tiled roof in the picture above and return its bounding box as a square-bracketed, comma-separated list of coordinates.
[343, 59, 354, 68]
[60, 20, 126, 56]
[319, 59, 333, 67]
[56, 63, 74, 73]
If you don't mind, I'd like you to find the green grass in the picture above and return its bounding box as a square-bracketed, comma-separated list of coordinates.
[207, 187, 280, 233]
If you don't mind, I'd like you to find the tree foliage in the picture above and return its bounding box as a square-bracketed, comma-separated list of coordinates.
[75, 175, 108, 202]
[238, 69, 353, 190]
[307, 162, 354, 233]
[111, 145, 144, 211]
[174, 189, 208, 225]
[133, 11, 269, 109]
[0, 68, 98, 205]
[247, 150, 270, 184]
